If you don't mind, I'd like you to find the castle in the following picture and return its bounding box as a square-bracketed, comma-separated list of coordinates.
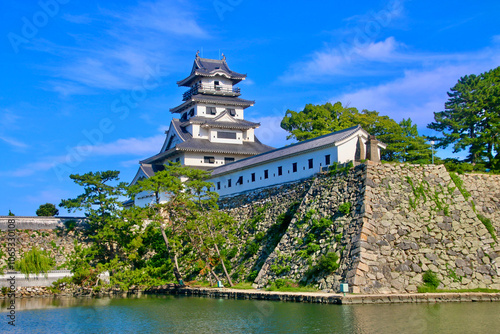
[129, 53, 386, 206]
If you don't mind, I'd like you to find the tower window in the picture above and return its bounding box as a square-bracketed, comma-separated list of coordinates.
[264, 170, 269, 179]
[251, 173, 256, 182]
[189, 108, 195, 117]
[325, 154, 331, 165]
[236, 176, 243, 185]
[292, 162, 297, 173]
[217, 131, 237, 139]
[204, 156, 215, 164]
[217, 182, 221, 190]
[207, 107, 217, 115]
[227, 108, 236, 116]
[308, 159, 313, 169]
[228, 179, 232, 188]
[278, 166, 283, 176]
[224, 157, 235, 164]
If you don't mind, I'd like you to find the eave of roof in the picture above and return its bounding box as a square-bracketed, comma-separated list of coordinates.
[179, 116, 260, 130]
[170, 95, 255, 113]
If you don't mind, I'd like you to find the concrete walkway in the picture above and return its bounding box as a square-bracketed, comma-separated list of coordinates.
[143, 285, 500, 304]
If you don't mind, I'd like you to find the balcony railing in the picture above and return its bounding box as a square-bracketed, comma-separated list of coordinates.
[183, 83, 241, 101]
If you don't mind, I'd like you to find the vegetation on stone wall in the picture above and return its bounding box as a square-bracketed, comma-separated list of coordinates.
[15, 247, 55, 277]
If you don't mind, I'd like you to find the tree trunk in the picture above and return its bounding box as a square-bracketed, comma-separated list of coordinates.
[160, 224, 183, 285]
[214, 242, 233, 287]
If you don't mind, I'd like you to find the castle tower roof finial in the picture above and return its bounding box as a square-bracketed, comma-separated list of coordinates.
[195, 50, 200, 58]
[221, 53, 226, 61]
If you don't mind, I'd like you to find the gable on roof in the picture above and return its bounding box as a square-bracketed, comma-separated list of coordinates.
[177, 54, 247, 87]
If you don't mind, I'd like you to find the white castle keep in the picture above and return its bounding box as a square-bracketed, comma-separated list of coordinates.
[128, 53, 386, 206]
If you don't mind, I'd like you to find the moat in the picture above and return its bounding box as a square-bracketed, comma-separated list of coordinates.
[2, 295, 500, 333]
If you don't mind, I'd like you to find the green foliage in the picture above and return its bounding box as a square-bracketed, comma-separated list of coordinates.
[64, 220, 77, 231]
[15, 247, 55, 277]
[428, 66, 500, 168]
[306, 243, 320, 254]
[247, 270, 258, 282]
[281, 102, 432, 162]
[446, 264, 462, 283]
[422, 270, 440, 290]
[328, 161, 354, 176]
[335, 233, 343, 243]
[315, 252, 339, 273]
[338, 202, 352, 216]
[477, 214, 497, 242]
[8, 210, 14, 216]
[245, 241, 259, 258]
[449, 172, 471, 200]
[36, 203, 59, 216]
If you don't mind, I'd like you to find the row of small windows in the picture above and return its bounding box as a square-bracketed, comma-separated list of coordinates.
[204, 156, 235, 164]
[182, 107, 237, 120]
[216, 154, 331, 190]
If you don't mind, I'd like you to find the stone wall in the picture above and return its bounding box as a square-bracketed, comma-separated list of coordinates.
[0, 216, 87, 231]
[352, 164, 500, 293]
[0, 229, 89, 269]
[221, 164, 500, 294]
[459, 173, 500, 236]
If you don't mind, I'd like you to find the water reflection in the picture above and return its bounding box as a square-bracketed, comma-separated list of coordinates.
[1, 296, 499, 333]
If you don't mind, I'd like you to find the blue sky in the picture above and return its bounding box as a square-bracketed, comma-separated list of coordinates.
[1, 0, 499, 216]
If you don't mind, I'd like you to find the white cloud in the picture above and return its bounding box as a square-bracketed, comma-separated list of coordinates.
[3, 134, 165, 178]
[332, 61, 500, 127]
[35, 0, 209, 93]
[0, 136, 28, 149]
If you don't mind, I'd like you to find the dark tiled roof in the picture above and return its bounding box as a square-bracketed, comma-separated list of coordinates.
[211, 125, 365, 177]
[170, 95, 255, 113]
[140, 163, 165, 177]
[177, 56, 246, 87]
[176, 137, 274, 155]
[180, 116, 260, 130]
[141, 119, 274, 164]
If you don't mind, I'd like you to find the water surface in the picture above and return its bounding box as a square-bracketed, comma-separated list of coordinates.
[1, 295, 499, 333]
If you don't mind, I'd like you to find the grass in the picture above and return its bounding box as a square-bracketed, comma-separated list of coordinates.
[417, 288, 500, 294]
[265, 285, 318, 293]
[229, 282, 254, 290]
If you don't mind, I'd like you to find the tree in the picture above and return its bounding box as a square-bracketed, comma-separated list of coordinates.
[281, 102, 431, 163]
[59, 171, 128, 263]
[186, 167, 235, 286]
[8, 210, 14, 216]
[36, 203, 59, 216]
[428, 66, 500, 167]
[129, 163, 195, 285]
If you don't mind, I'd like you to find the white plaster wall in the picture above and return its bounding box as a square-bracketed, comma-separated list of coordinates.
[183, 152, 253, 168]
[337, 136, 362, 163]
[209, 145, 340, 197]
[197, 104, 244, 119]
[243, 128, 254, 141]
[134, 190, 171, 207]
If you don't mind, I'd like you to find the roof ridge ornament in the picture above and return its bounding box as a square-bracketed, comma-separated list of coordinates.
[196, 50, 200, 58]
[221, 53, 226, 61]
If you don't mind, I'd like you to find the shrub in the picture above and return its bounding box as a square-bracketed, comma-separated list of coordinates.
[338, 202, 352, 216]
[306, 243, 320, 254]
[247, 270, 258, 282]
[422, 270, 440, 290]
[15, 247, 55, 277]
[64, 220, 77, 231]
[316, 252, 339, 273]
